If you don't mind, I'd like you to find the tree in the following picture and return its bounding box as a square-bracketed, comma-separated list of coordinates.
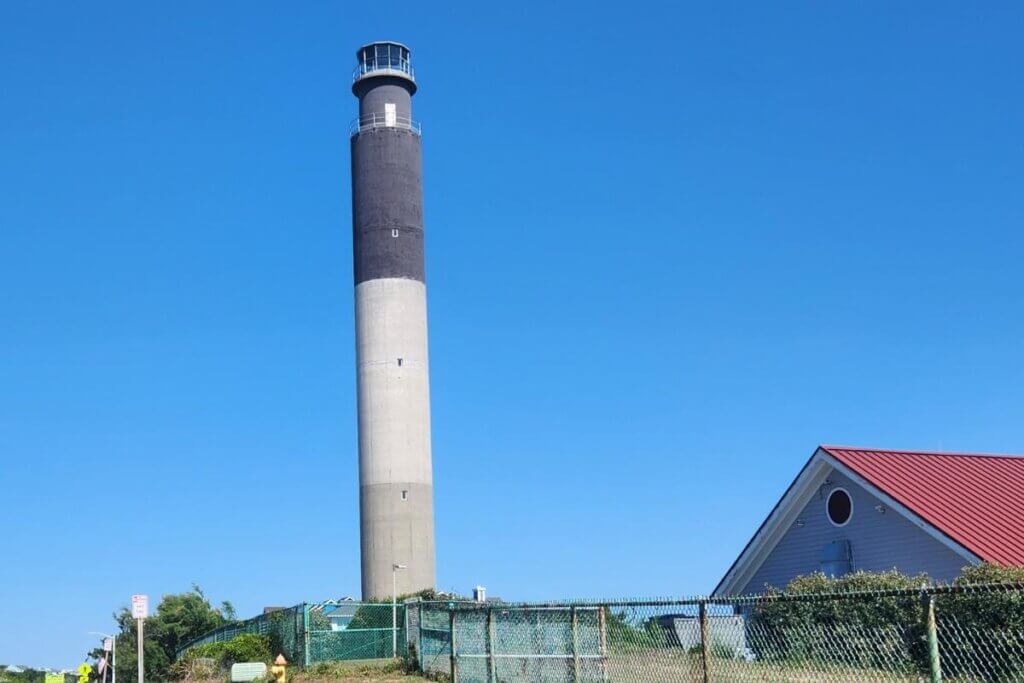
[220, 601, 237, 622]
[88, 585, 230, 683]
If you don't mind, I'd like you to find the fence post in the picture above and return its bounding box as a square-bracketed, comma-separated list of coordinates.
[922, 592, 942, 683]
[449, 608, 459, 683]
[403, 602, 410, 660]
[571, 606, 580, 683]
[699, 600, 710, 683]
[487, 607, 496, 683]
[598, 605, 608, 682]
[303, 603, 310, 667]
[418, 603, 424, 671]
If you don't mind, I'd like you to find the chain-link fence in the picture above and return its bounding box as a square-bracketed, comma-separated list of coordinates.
[176, 602, 406, 666]
[406, 583, 1024, 682]
[306, 602, 406, 663]
[175, 604, 306, 663]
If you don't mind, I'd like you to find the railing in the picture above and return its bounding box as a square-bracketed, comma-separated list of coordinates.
[352, 58, 415, 83]
[349, 112, 422, 137]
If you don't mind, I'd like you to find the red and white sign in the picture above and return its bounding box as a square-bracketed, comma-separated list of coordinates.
[103, 637, 113, 652]
[131, 594, 149, 619]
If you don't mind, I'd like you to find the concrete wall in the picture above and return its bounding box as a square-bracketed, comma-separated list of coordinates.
[740, 469, 970, 593]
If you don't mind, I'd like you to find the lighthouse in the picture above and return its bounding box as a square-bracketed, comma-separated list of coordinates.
[350, 41, 436, 599]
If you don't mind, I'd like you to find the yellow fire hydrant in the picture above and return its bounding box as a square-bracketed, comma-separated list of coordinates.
[270, 654, 288, 683]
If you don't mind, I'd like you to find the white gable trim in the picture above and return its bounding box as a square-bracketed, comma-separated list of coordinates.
[713, 453, 832, 596]
[713, 448, 980, 596]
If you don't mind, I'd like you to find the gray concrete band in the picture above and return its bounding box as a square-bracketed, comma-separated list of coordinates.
[360, 482, 436, 599]
[354, 277, 435, 599]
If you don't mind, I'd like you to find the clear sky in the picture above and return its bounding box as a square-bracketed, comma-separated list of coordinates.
[2, 0, 1022, 668]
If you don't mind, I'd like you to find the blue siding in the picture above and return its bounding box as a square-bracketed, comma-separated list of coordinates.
[741, 469, 971, 593]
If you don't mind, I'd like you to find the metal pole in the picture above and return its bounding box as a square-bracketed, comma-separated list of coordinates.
[417, 603, 424, 670]
[303, 603, 311, 667]
[598, 606, 608, 683]
[699, 601, 711, 683]
[404, 599, 410, 661]
[112, 636, 116, 683]
[393, 569, 398, 658]
[571, 606, 580, 683]
[922, 592, 942, 683]
[449, 609, 458, 683]
[486, 608, 496, 683]
[136, 618, 144, 683]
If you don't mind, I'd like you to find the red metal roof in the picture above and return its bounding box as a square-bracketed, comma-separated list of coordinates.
[822, 445, 1024, 566]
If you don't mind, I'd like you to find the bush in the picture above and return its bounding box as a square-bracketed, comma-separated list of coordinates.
[746, 564, 1024, 679]
[941, 564, 1024, 681]
[604, 609, 664, 650]
[183, 634, 272, 669]
[747, 570, 929, 673]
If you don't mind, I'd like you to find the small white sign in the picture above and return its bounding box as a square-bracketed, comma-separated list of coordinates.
[132, 594, 149, 619]
[231, 663, 268, 682]
[103, 637, 113, 652]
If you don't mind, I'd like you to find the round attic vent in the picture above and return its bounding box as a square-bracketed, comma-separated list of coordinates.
[827, 488, 853, 527]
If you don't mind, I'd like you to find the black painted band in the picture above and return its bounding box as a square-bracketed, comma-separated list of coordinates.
[351, 128, 425, 284]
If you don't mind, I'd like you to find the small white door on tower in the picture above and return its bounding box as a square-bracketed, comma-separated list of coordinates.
[384, 103, 396, 127]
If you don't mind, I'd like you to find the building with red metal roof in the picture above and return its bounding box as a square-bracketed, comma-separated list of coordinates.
[714, 445, 1024, 596]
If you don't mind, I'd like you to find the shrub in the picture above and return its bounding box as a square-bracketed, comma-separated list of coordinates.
[940, 564, 1024, 680]
[747, 570, 930, 673]
[182, 634, 271, 669]
[746, 564, 1024, 679]
[604, 608, 664, 651]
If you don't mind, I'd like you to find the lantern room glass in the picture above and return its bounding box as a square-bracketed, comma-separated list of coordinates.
[354, 43, 413, 82]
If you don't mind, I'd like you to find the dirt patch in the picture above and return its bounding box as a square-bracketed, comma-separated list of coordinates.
[291, 660, 430, 682]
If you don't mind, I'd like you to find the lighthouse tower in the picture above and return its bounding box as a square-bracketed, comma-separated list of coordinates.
[350, 41, 436, 599]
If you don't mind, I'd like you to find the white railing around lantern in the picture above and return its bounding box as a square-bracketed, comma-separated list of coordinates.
[352, 59, 415, 83]
[349, 113, 422, 137]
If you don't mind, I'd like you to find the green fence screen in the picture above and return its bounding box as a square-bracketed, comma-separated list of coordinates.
[176, 601, 406, 666]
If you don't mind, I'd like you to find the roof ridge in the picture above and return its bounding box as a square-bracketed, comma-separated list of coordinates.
[820, 444, 1024, 460]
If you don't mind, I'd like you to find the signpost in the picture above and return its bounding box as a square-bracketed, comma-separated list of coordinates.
[87, 631, 116, 683]
[132, 595, 148, 683]
[96, 638, 113, 683]
[103, 634, 115, 683]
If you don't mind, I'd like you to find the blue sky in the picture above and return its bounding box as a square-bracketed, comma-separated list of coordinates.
[2, 0, 1022, 668]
